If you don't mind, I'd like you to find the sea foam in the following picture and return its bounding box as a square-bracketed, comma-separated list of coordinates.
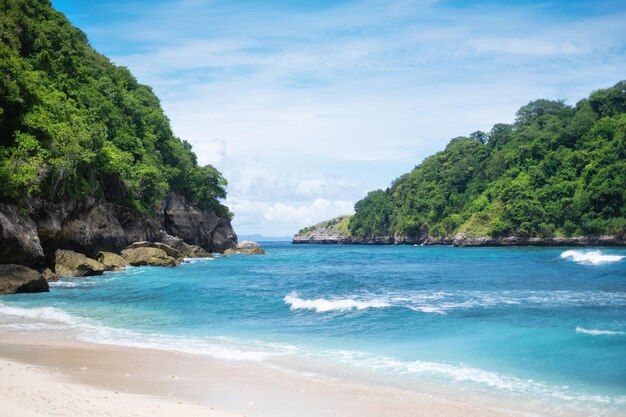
[284, 292, 390, 312]
[0, 304, 83, 325]
[576, 326, 625, 336]
[560, 250, 625, 265]
[0, 304, 294, 362]
[329, 349, 626, 406]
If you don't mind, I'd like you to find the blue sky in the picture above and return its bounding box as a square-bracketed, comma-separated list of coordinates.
[52, 0, 626, 236]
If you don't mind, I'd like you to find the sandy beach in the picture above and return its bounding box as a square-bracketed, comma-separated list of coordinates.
[0, 329, 523, 417]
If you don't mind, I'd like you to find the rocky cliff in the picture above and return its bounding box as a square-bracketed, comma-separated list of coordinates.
[0, 194, 237, 267]
[293, 217, 625, 246]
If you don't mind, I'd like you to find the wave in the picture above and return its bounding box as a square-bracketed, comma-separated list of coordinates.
[330, 350, 626, 406]
[284, 292, 390, 312]
[1, 304, 624, 407]
[560, 250, 625, 265]
[183, 257, 215, 264]
[576, 326, 625, 336]
[284, 290, 626, 315]
[0, 304, 295, 362]
[0, 304, 83, 325]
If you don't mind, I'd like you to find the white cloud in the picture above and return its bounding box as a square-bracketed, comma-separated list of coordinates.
[262, 199, 354, 234]
[191, 137, 225, 166]
[62, 0, 626, 235]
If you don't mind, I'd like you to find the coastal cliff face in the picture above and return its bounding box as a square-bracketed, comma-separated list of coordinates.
[0, 195, 237, 267]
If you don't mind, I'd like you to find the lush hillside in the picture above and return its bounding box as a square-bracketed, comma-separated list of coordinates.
[349, 82, 626, 241]
[0, 0, 228, 216]
[293, 216, 352, 243]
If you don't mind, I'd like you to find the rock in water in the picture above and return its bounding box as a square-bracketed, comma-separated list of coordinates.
[185, 244, 212, 258]
[125, 241, 183, 260]
[159, 233, 212, 258]
[55, 250, 106, 277]
[42, 268, 58, 282]
[121, 247, 177, 267]
[0, 264, 49, 294]
[97, 252, 130, 271]
[236, 241, 265, 255]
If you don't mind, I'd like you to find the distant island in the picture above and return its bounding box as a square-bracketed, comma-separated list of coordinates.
[294, 82, 626, 246]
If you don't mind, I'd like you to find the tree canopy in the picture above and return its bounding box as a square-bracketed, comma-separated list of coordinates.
[0, 0, 229, 216]
[349, 81, 626, 239]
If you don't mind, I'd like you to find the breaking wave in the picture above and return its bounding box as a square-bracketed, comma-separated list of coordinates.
[284, 290, 626, 314]
[576, 327, 625, 336]
[0, 304, 295, 362]
[284, 292, 390, 312]
[560, 250, 625, 265]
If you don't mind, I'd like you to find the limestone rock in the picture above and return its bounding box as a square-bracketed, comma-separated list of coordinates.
[121, 247, 177, 267]
[159, 194, 237, 253]
[125, 241, 183, 260]
[185, 244, 212, 258]
[97, 251, 130, 271]
[222, 241, 265, 255]
[159, 233, 212, 258]
[55, 250, 106, 277]
[42, 268, 58, 282]
[0, 264, 49, 294]
[0, 204, 45, 266]
[0, 193, 237, 266]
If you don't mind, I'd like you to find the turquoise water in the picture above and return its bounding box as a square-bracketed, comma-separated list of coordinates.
[1, 244, 625, 415]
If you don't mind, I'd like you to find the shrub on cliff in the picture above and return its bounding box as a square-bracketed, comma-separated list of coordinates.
[0, 0, 229, 216]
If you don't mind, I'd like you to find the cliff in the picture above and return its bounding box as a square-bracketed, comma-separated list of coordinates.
[0, 0, 237, 268]
[292, 220, 625, 246]
[0, 194, 236, 267]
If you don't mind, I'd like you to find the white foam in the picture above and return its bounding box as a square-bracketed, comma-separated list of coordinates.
[0, 305, 84, 325]
[0, 304, 293, 362]
[183, 257, 215, 263]
[284, 292, 390, 312]
[285, 290, 626, 315]
[560, 250, 625, 265]
[329, 349, 626, 406]
[576, 326, 625, 336]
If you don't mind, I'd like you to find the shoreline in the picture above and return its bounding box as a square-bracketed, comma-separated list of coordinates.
[0, 330, 524, 417]
[292, 235, 626, 246]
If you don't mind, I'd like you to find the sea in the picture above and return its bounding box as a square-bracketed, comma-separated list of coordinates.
[1, 243, 625, 416]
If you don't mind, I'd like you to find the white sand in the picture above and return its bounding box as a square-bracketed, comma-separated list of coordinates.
[0, 358, 239, 417]
[0, 332, 526, 417]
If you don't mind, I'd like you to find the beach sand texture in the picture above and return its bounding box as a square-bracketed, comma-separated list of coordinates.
[0, 333, 520, 417]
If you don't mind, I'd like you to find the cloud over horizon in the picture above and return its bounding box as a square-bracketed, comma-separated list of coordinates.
[53, 0, 626, 235]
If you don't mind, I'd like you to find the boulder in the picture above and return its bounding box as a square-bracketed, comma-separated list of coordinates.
[159, 194, 237, 253]
[185, 244, 212, 258]
[121, 247, 177, 267]
[222, 242, 264, 255]
[125, 241, 183, 260]
[158, 232, 212, 258]
[42, 268, 58, 282]
[0, 264, 49, 294]
[55, 250, 106, 277]
[0, 204, 45, 266]
[97, 251, 130, 271]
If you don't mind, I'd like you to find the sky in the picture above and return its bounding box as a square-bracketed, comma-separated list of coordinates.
[51, 0, 626, 236]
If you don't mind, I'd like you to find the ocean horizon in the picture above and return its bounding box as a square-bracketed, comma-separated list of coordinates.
[1, 243, 624, 416]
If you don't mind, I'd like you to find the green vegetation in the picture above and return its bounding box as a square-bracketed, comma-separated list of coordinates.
[0, 0, 229, 216]
[350, 82, 626, 239]
[297, 215, 353, 237]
